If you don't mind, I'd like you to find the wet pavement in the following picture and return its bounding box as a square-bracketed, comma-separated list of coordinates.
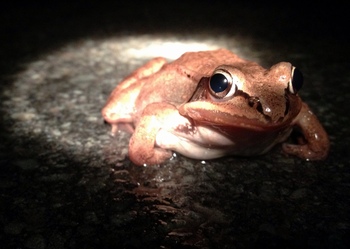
[0, 1, 349, 248]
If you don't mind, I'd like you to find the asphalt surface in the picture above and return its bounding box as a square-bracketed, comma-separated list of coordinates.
[0, 1, 349, 248]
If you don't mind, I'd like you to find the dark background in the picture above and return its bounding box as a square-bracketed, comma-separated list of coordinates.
[1, 1, 349, 249]
[0, 1, 347, 76]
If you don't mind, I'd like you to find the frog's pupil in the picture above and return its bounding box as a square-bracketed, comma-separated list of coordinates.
[292, 67, 303, 93]
[210, 73, 228, 93]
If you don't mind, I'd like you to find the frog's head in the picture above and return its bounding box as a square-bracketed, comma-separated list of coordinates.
[179, 62, 303, 130]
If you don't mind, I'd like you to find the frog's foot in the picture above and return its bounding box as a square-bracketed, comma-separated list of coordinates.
[129, 146, 173, 166]
[282, 143, 328, 161]
[283, 103, 330, 161]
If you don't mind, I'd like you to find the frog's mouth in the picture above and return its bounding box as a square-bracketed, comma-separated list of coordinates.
[178, 101, 297, 131]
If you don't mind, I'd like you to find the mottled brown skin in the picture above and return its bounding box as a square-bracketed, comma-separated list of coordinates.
[102, 49, 330, 165]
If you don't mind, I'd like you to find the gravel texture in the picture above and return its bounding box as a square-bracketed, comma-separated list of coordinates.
[0, 1, 349, 249]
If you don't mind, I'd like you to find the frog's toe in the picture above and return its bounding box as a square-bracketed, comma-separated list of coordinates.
[129, 147, 173, 166]
[282, 143, 328, 161]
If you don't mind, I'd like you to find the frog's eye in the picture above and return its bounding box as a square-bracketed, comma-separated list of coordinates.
[288, 67, 303, 94]
[209, 69, 237, 98]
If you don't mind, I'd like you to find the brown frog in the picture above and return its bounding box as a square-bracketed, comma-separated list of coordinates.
[102, 49, 329, 165]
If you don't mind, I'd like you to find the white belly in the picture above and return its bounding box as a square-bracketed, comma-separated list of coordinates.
[155, 124, 292, 160]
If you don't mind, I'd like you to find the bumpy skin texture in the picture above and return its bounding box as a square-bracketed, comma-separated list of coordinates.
[102, 49, 330, 165]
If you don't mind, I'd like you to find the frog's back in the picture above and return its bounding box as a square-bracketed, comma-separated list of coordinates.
[170, 49, 249, 76]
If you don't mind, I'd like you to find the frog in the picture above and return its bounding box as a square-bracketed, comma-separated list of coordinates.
[102, 49, 329, 166]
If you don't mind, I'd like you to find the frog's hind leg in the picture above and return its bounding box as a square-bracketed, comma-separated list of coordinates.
[103, 57, 167, 117]
[112, 57, 167, 92]
[102, 57, 167, 134]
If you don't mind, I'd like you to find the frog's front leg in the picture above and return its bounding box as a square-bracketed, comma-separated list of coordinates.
[128, 102, 191, 166]
[283, 103, 330, 160]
